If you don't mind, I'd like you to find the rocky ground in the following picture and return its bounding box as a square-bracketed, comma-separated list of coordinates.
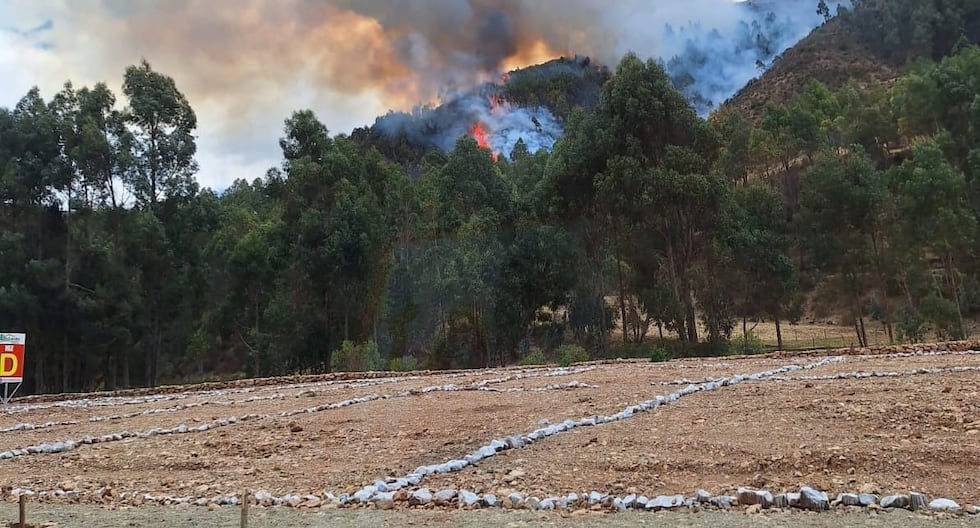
[0, 341, 978, 526]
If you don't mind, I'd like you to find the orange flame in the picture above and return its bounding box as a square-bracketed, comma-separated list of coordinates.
[471, 122, 498, 162]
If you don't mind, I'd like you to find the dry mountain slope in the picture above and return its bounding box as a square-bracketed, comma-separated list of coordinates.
[724, 16, 899, 122]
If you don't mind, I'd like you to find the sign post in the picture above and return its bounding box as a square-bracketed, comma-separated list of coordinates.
[0, 332, 25, 405]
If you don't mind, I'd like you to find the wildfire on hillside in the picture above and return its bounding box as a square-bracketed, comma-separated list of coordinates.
[470, 121, 499, 161]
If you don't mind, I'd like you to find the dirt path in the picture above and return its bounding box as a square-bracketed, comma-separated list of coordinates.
[0, 503, 974, 528]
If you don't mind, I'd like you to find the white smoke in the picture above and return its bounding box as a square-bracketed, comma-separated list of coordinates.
[485, 104, 562, 158]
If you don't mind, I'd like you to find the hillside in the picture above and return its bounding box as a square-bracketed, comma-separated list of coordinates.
[349, 56, 610, 167]
[723, 15, 898, 121]
[724, 0, 980, 122]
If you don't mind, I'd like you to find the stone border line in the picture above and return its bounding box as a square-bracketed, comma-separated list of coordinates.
[656, 363, 980, 387]
[5, 483, 976, 515]
[343, 357, 843, 505]
[2, 365, 592, 416]
[0, 374, 598, 460]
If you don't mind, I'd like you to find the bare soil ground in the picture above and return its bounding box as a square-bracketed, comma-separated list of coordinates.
[0, 347, 978, 525]
[2, 502, 976, 528]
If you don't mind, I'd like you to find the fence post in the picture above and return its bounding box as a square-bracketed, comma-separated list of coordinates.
[241, 489, 249, 528]
[18, 494, 26, 528]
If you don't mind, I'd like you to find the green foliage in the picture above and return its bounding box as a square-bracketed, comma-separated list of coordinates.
[330, 340, 384, 373]
[517, 349, 549, 366]
[920, 294, 966, 341]
[730, 331, 767, 355]
[387, 355, 419, 372]
[556, 344, 589, 367]
[895, 303, 926, 344]
[648, 345, 671, 363]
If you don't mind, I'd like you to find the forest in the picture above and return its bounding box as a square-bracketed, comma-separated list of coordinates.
[2, 38, 980, 394]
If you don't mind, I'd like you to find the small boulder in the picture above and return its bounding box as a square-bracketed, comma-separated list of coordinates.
[352, 487, 376, 503]
[881, 495, 910, 509]
[482, 493, 497, 507]
[409, 488, 432, 506]
[836, 493, 861, 507]
[799, 487, 830, 512]
[773, 494, 790, 508]
[710, 495, 734, 509]
[929, 498, 960, 512]
[646, 495, 683, 510]
[909, 492, 928, 511]
[622, 494, 637, 509]
[737, 488, 773, 508]
[434, 489, 457, 506]
[588, 491, 604, 505]
[858, 493, 878, 507]
[508, 492, 524, 508]
[459, 490, 481, 508]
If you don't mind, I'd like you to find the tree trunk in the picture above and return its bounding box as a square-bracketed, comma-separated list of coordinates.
[614, 226, 628, 345]
[944, 252, 965, 339]
[64, 183, 72, 393]
[590, 224, 609, 358]
[105, 346, 116, 391]
[121, 348, 130, 388]
[774, 316, 783, 351]
[869, 230, 894, 343]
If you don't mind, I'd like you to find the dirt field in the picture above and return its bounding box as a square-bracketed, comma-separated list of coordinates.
[1, 502, 977, 528]
[1, 344, 978, 526]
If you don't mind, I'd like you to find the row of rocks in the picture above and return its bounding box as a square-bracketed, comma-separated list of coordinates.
[656, 349, 980, 387]
[828, 340, 980, 357]
[11, 485, 973, 516]
[346, 357, 844, 504]
[2, 369, 597, 462]
[734, 487, 970, 513]
[281, 372, 596, 418]
[11, 359, 597, 407]
[773, 365, 980, 382]
[0, 420, 78, 434]
[87, 393, 288, 424]
[0, 414, 261, 460]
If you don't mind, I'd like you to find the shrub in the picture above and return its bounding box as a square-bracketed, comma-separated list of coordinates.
[648, 345, 671, 363]
[330, 340, 384, 372]
[921, 293, 965, 340]
[518, 349, 549, 366]
[730, 331, 766, 355]
[388, 355, 419, 372]
[556, 344, 589, 367]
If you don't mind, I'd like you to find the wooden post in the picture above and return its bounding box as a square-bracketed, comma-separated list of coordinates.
[18, 494, 26, 528]
[240, 489, 248, 528]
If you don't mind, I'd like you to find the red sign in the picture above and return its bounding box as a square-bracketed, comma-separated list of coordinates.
[0, 333, 25, 383]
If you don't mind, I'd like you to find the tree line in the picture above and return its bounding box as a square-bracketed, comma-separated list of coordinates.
[2, 46, 979, 394]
